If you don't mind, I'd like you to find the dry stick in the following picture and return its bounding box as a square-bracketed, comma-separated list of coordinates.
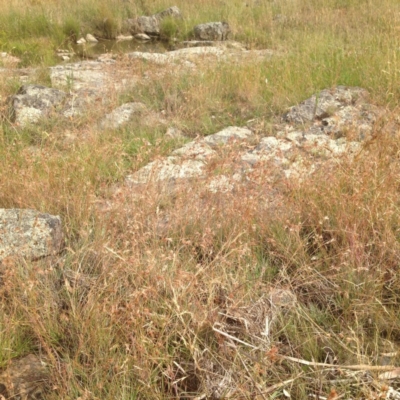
[279, 355, 396, 371]
[214, 326, 397, 372]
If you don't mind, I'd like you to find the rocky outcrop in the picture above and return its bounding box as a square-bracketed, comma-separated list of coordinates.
[193, 22, 231, 41]
[124, 6, 182, 36]
[0, 209, 63, 263]
[126, 126, 253, 187]
[50, 58, 116, 92]
[124, 86, 379, 194]
[9, 85, 67, 126]
[0, 354, 49, 399]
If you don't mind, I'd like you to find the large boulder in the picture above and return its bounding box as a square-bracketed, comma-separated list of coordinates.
[9, 85, 67, 126]
[193, 22, 231, 41]
[0, 209, 63, 262]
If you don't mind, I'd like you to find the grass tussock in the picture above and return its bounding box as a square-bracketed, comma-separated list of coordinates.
[1, 0, 400, 398]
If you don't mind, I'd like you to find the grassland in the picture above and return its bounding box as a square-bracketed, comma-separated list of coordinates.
[1, 0, 400, 398]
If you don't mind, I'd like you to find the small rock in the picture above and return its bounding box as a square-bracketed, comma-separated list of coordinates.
[117, 34, 134, 41]
[85, 33, 98, 43]
[193, 22, 231, 41]
[134, 33, 151, 41]
[76, 37, 86, 44]
[0, 209, 63, 263]
[154, 6, 182, 20]
[125, 6, 182, 36]
[9, 85, 67, 126]
[0, 354, 49, 399]
[99, 102, 147, 130]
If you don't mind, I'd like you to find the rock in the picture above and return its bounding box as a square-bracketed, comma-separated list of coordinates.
[193, 22, 231, 41]
[121, 87, 380, 197]
[117, 34, 134, 41]
[203, 126, 253, 147]
[126, 126, 253, 186]
[134, 33, 151, 41]
[9, 85, 67, 126]
[0, 354, 49, 399]
[50, 59, 116, 92]
[99, 102, 147, 130]
[85, 33, 98, 43]
[0, 209, 63, 263]
[284, 86, 368, 124]
[128, 46, 224, 66]
[136, 15, 160, 35]
[128, 52, 170, 65]
[76, 37, 86, 44]
[125, 6, 182, 36]
[154, 6, 182, 20]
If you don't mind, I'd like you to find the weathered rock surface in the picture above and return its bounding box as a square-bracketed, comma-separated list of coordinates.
[193, 22, 231, 41]
[125, 6, 182, 36]
[124, 87, 379, 194]
[9, 85, 67, 126]
[85, 33, 98, 43]
[0, 209, 63, 263]
[99, 102, 146, 130]
[50, 59, 116, 92]
[126, 126, 253, 186]
[0, 354, 49, 399]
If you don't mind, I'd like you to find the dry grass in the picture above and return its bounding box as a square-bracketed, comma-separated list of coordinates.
[1, 0, 400, 398]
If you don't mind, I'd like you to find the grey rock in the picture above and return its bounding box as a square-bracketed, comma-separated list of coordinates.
[0, 354, 49, 399]
[136, 15, 160, 35]
[128, 6, 182, 36]
[154, 6, 182, 20]
[100, 102, 147, 130]
[284, 86, 368, 124]
[0, 209, 63, 262]
[193, 22, 231, 41]
[126, 126, 254, 186]
[50, 59, 116, 92]
[9, 85, 67, 126]
[204, 126, 253, 147]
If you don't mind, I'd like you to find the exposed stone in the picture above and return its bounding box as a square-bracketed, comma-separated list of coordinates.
[284, 86, 368, 125]
[134, 33, 151, 41]
[9, 85, 67, 126]
[154, 6, 182, 20]
[99, 102, 147, 130]
[136, 15, 160, 35]
[0, 209, 63, 263]
[193, 22, 231, 41]
[117, 34, 134, 41]
[85, 33, 98, 43]
[76, 37, 86, 45]
[50, 59, 116, 92]
[126, 126, 253, 186]
[204, 126, 253, 147]
[0, 354, 49, 400]
[125, 6, 182, 36]
[121, 87, 380, 197]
